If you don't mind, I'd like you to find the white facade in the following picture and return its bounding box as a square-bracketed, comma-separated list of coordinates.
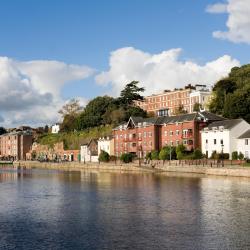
[189, 89, 211, 112]
[98, 137, 114, 156]
[201, 119, 250, 159]
[237, 131, 250, 159]
[51, 124, 60, 134]
[80, 145, 98, 163]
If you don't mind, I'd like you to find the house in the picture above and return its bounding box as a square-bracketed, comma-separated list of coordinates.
[237, 130, 250, 159]
[201, 119, 250, 159]
[113, 111, 224, 158]
[51, 124, 60, 134]
[98, 136, 114, 156]
[80, 139, 98, 162]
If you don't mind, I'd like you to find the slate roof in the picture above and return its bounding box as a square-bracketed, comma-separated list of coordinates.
[114, 111, 225, 130]
[238, 129, 250, 139]
[207, 119, 243, 130]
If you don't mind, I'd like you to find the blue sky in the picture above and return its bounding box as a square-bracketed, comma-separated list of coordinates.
[0, 0, 249, 126]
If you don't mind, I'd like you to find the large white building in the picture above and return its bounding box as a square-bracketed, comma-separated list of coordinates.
[201, 119, 250, 159]
[51, 124, 60, 134]
[237, 130, 250, 159]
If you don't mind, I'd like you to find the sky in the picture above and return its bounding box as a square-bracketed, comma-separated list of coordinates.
[0, 0, 249, 127]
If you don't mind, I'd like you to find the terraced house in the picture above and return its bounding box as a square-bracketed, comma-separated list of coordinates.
[113, 111, 224, 158]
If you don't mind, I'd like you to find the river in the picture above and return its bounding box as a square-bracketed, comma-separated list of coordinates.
[0, 168, 250, 249]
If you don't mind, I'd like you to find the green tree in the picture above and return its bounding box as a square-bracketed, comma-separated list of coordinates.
[118, 81, 145, 106]
[120, 153, 133, 163]
[192, 149, 203, 159]
[193, 103, 202, 112]
[0, 127, 7, 135]
[238, 152, 244, 160]
[159, 148, 168, 161]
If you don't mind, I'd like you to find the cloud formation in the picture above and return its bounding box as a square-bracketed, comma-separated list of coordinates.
[207, 0, 250, 44]
[0, 57, 94, 127]
[96, 47, 240, 96]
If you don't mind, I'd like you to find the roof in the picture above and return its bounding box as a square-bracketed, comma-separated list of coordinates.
[113, 111, 225, 130]
[207, 119, 243, 130]
[238, 129, 250, 139]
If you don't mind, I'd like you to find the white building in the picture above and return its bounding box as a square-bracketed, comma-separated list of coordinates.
[237, 130, 250, 159]
[201, 119, 250, 159]
[51, 124, 60, 134]
[80, 139, 98, 163]
[98, 136, 114, 156]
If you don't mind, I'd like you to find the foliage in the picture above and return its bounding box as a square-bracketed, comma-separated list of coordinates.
[177, 151, 184, 160]
[98, 150, 110, 162]
[193, 103, 202, 112]
[118, 81, 145, 106]
[0, 127, 6, 135]
[238, 152, 244, 160]
[173, 105, 187, 115]
[176, 144, 186, 154]
[159, 146, 177, 160]
[192, 149, 203, 159]
[145, 152, 152, 160]
[209, 64, 250, 122]
[232, 151, 238, 160]
[159, 147, 168, 161]
[37, 125, 112, 150]
[120, 153, 133, 163]
[210, 151, 218, 160]
[109, 155, 117, 162]
[151, 150, 159, 160]
[59, 98, 83, 117]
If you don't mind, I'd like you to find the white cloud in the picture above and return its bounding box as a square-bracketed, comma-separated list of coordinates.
[206, 3, 227, 13]
[95, 47, 240, 96]
[0, 57, 94, 127]
[207, 0, 250, 44]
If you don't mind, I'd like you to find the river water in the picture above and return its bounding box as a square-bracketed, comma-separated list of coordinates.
[0, 168, 250, 250]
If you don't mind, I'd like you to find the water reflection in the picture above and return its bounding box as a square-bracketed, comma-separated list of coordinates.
[0, 168, 250, 249]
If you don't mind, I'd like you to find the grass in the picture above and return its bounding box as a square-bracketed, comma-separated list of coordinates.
[37, 125, 113, 150]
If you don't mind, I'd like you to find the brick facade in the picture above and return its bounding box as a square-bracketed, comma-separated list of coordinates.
[113, 112, 224, 157]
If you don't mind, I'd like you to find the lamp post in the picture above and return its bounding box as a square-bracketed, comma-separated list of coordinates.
[221, 144, 224, 167]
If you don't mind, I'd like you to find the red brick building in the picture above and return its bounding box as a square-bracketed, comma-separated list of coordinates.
[113, 111, 224, 157]
[0, 131, 33, 160]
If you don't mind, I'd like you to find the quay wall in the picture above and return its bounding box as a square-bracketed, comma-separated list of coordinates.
[12, 161, 250, 178]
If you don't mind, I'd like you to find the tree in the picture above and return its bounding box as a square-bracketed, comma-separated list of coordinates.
[0, 127, 6, 135]
[192, 149, 203, 159]
[59, 98, 82, 117]
[125, 106, 147, 120]
[120, 153, 133, 163]
[173, 105, 187, 115]
[98, 150, 110, 162]
[118, 81, 145, 106]
[238, 152, 244, 160]
[193, 103, 202, 112]
[159, 148, 168, 161]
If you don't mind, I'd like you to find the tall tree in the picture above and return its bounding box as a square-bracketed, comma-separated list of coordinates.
[0, 127, 6, 135]
[59, 99, 82, 118]
[118, 81, 145, 106]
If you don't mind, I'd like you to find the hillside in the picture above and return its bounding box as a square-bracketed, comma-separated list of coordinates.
[37, 125, 113, 150]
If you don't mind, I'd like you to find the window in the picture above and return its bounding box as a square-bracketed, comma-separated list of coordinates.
[176, 140, 179, 145]
[164, 131, 167, 136]
[220, 139, 223, 145]
[120, 134, 123, 138]
[144, 132, 147, 138]
[183, 140, 187, 145]
[138, 133, 142, 138]
[206, 139, 208, 144]
[176, 130, 179, 136]
[148, 132, 152, 137]
[245, 139, 248, 145]
[170, 131, 173, 136]
[214, 139, 217, 145]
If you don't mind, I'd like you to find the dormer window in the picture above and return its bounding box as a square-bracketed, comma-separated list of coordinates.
[219, 126, 224, 132]
[138, 122, 142, 127]
[143, 122, 147, 127]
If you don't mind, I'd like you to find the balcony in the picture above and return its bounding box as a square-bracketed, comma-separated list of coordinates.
[182, 131, 193, 139]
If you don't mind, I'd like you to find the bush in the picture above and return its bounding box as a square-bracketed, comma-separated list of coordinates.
[120, 153, 133, 163]
[239, 152, 244, 160]
[218, 153, 229, 160]
[177, 151, 184, 160]
[176, 144, 185, 154]
[98, 150, 110, 162]
[109, 155, 117, 162]
[232, 151, 238, 160]
[159, 148, 168, 161]
[192, 149, 203, 159]
[210, 151, 218, 160]
[151, 150, 159, 160]
[145, 152, 152, 160]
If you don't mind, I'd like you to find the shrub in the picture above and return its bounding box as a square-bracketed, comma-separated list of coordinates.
[145, 152, 152, 160]
[151, 150, 159, 160]
[109, 155, 117, 162]
[177, 151, 184, 160]
[232, 151, 238, 160]
[120, 153, 133, 163]
[192, 149, 203, 159]
[98, 150, 110, 162]
[218, 153, 229, 160]
[238, 152, 244, 160]
[210, 151, 218, 160]
[159, 148, 168, 161]
[176, 144, 185, 154]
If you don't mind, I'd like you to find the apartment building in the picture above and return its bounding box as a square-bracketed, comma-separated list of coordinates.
[135, 84, 211, 116]
[0, 131, 33, 160]
[113, 111, 224, 157]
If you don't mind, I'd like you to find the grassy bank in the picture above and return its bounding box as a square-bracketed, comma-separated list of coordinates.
[37, 125, 112, 150]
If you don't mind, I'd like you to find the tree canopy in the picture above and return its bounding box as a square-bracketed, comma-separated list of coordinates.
[209, 64, 250, 123]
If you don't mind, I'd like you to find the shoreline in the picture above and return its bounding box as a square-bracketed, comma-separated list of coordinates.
[10, 161, 250, 178]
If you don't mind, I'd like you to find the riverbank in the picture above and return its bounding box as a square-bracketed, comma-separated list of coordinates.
[10, 160, 250, 178]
